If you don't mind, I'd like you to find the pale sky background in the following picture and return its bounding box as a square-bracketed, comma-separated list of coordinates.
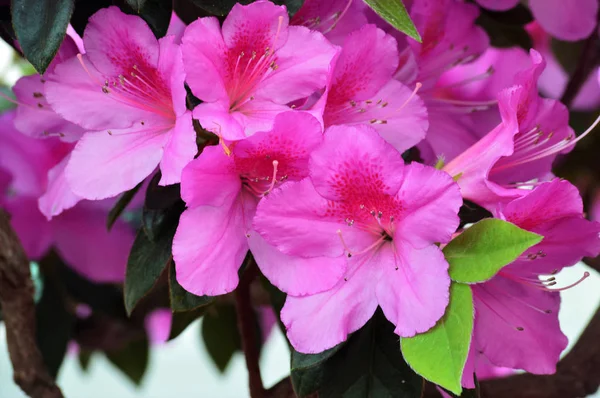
[2, 38, 600, 398]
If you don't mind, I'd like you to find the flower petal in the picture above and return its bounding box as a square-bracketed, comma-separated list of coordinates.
[529, 0, 598, 41]
[159, 112, 197, 186]
[193, 101, 246, 141]
[38, 154, 82, 220]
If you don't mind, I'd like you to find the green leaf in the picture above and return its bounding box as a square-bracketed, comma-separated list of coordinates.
[106, 337, 149, 385]
[292, 310, 423, 398]
[190, 0, 304, 17]
[476, 12, 532, 50]
[11, 0, 75, 73]
[363, 0, 421, 42]
[106, 182, 142, 231]
[124, 227, 173, 316]
[401, 283, 474, 396]
[124, 0, 172, 38]
[168, 262, 214, 312]
[168, 306, 210, 340]
[78, 351, 93, 372]
[201, 304, 241, 372]
[444, 218, 543, 284]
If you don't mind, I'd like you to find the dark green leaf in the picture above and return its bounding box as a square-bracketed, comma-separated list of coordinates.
[168, 261, 215, 312]
[11, 0, 75, 73]
[124, 0, 172, 38]
[106, 337, 149, 385]
[201, 304, 241, 372]
[70, 0, 113, 36]
[168, 305, 211, 340]
[292, 310, 423, 398]
[35, 261, 75, 378]
[401, 283, 474, 395]
[478, 4, 533, 26]
[106, 182, 142, 231]
[551, 38, 586, 76]
[190, 0, 304, 17]
[364, 0, 421, 42]
[78, 351, 92, 372]
[444, 219, 543, 284]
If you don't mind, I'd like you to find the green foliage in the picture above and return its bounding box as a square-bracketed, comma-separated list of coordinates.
[444, 218, 543, 284]
[168, 262, 214, 312]
[401, 283, 473, 396]
[364, 0, 421, 42]
[476, 5, 533, 50]
[201, 304, 241, 372]
[106, 182, 142, 231]
[11, 0, 74, 73]
[105, 337, 150, 385]
[124, 0, 172, 38]
[190, 0, 304, 17]
[291, 310, 423, 397]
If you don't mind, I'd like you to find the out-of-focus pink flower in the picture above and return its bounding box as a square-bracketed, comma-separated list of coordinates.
[313, 24, 428, 153]
[528, 22, 600, 111]
[444, 50, 583, 211]
[463, 180, 600, 385]
[12, 26, 85, 142]
[145, 308, 173, 344]
[291, 0, 368, 45]
[181, 0, 337, 141]
[46, 7, 196, 200]
[173, 112, 327, 296]
[0, 110, 134, 283]
[253, 125, 462, 353]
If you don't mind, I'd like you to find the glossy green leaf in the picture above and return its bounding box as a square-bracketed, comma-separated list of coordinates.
[364, 0, 421, 42]
[124, 0, 172, 38]
[190, 0, 304, 17]
[401, 283, 474, 396]
[106, 182, 142, 230]
[105, 337, 149, 385]
[11, 0, 75, 73]
[201, 304, 241, 372]
[168, 262, 214, 312]
[167, 306, 210, 340]
[445, 218, 543, 284]
[292, 310, 423, 397]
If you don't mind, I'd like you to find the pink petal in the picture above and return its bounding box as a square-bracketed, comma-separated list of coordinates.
[254, 25, 337, 104]
[65, 123, 168, 200]
[193, 101, 245, 140]
[281, 255, 379, 353]
[45, 56, 149, 130]
[377, 244, 451, 337]
[232, 99, 291, 138]
[253, 179, 373, 258]
[158, 36, 187, 117]
[325, 79, 428, 153]
[182, 17, 228, 102]
[38, 154, 82, 220]
[180, 146, 240, 208]
[167, 12, 186, 44]
[222, 1, 289, 51]
[145, 308, 173, 344]
[173, 199, 248, 296]
[53, 202, 134, 283]
[159, 112, 197, 185]
[472, 276, 567, 374]
[529, 0, 598, 41]
[249, 232, 347, 296]
[311, 124, 406, 200]
[475, 0, 519, 11]
[394, 162, 462, 248]
[13, 75, 84, 142]
[84, 7, 159, 76]
[4, 197, 52, 259]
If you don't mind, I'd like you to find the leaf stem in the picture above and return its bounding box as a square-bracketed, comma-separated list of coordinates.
[235, 258, 265, 398]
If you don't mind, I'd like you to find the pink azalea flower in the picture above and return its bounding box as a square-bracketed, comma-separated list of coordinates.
[11, 26, 85, 142]
[444, 50, 592, 211]
[253, 124, 462, 353]
[291, 0, 368, 45]
[181, 0, 337, 141]
[312, 24, 428, 153]
[463, 179, 600, 384]
[46, 6, 196, 200]
[528, 22, 600, 111]
[172, 112, 330, 296]
[394, 0, 492, 163]
[0, 110, 134, 282]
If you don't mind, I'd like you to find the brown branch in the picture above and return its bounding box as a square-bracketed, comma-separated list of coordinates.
[559, 19, 600, 108]
[0, 209, 63, 398]
[235, 259, 265, 398]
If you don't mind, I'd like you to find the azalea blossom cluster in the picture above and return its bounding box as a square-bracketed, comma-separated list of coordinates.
[2, 0, 600, 390]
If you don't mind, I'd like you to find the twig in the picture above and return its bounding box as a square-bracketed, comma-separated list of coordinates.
[560, 20, 600, 108]
[0, 209, 64, 398]
[235, 259, 265, 398]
